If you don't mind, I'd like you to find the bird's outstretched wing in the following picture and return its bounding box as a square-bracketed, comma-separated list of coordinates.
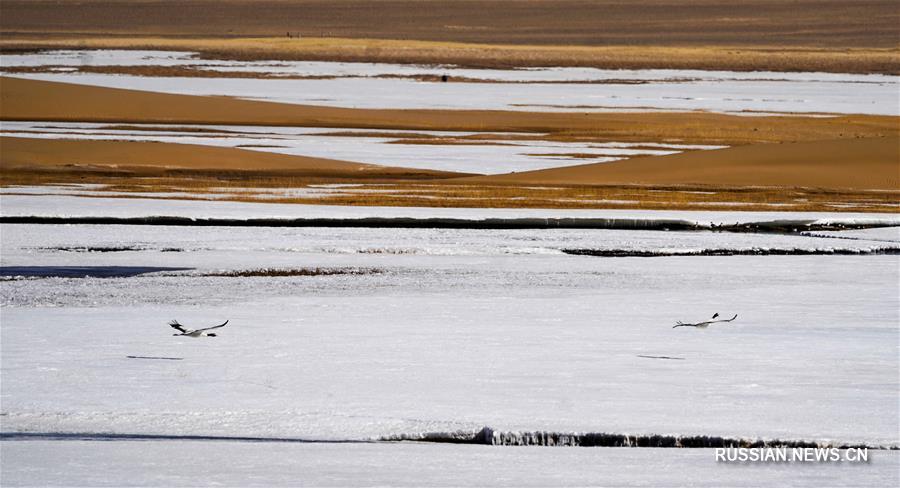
[673, 320, 705, 328]
[673, 321, 709, 328]
[168, 320, 187, 333]
[195, 320, 229, 333]
[674, 314, 737, 328]
[711, 314, 738, 323]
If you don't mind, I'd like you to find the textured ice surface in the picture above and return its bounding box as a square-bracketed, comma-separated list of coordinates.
[4, 62, 897, 115]
[2, 224, 898, 267]
[3, 193, 899, 228]
[1, 441, 897, 488]
[1, 220, 898, 446]
[803, 227, 900, 242]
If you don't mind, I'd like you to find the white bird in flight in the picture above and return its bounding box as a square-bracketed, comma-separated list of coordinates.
[169, 320, 228, 337]
[672, 314, 737, 329]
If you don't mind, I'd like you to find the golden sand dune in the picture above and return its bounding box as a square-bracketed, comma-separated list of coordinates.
[2, 77, 897, 146]
[464, 137, 900, 190]
[0, 136, 466, 179]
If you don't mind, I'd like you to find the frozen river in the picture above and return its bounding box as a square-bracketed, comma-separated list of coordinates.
[2, 220, 898, 444]
[1, 194, 898, 485]
[3, 48, 899, 488]
[2, 441, 897, 487]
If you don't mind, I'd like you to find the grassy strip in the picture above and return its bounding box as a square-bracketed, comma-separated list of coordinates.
[2, 36, 898, 74]
[3, 171, 897, 213]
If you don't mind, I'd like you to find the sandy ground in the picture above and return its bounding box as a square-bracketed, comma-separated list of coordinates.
[0, 136, 467, 179]
[1, 77, 898, 210]
[464, 137, 900, 191]
[3, 78, 897, 145]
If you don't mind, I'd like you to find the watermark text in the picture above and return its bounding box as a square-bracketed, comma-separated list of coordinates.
[715, 447, 869, 463]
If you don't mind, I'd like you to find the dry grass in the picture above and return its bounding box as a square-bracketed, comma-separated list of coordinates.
[3, 171, 897, 213]
[2, 1, 897, 53]
[202, 267, 382, 277]
[2, 36, 898, 74]
[522, 153, 615, 160]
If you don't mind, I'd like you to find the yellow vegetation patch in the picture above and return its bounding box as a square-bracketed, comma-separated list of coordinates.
[2, 36, 898, 74]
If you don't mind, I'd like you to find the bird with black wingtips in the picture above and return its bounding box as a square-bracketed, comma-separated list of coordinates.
[169, 320, 228, 337]
[673, 314, 737, 329]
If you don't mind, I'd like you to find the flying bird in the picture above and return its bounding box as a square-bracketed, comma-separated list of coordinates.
[169, 320, 228, 337]
[673, 314, 737, 329]
[712, 313, 719, 319]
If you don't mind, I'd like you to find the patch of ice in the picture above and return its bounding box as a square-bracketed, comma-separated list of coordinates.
[3, 193, 899, 228]
[5, 67, 896, 115]
[0, 121, 706, 173]
[2, 441, 896, 488]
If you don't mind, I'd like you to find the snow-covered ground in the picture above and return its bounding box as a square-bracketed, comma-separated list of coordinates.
[2, 50, 897, 115]
[2, 441, 897, 487]
[0, 121, 720, 174]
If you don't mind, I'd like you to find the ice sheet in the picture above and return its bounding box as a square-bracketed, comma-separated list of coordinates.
[4, 50, 896, 84]
[2, 224, 898, 268]
[1, 441, 896, 488]
[5, 69, 896, 115]
[1, 223, 898, 446]
[1, 121, 708, 173]
[3, 193, 899, 227]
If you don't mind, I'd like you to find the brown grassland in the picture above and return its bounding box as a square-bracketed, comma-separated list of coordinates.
[2, 37, 898, 75]
[3, 170, 896, 213]
[1, 1, 899, 73]
[4, 0, 896, 47]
